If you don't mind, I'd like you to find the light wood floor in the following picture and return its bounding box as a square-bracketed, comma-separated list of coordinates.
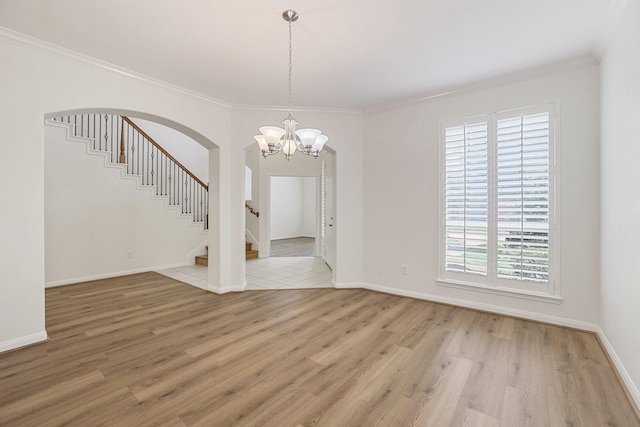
[270, 237, 316, 257]
[1, 273, 638, 426]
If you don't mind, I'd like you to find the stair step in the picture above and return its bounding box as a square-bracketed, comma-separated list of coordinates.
[196, 245, 258, 265]
[245, 242, 258, 259]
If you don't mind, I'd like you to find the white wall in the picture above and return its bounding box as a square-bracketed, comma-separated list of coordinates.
[363, 63, 601, 326]
[270, 177, 303, 240]
[600, 0, 640, 405]
[131, 117, 209, 183]
[302, 177, 317, 237]
[269, 176, 316, 240]
[45, 123, 207, 286]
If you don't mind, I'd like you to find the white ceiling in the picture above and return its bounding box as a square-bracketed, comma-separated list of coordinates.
[0, 0, 624, 109]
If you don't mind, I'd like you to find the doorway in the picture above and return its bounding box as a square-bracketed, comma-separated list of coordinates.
[269, 176, 318, 257]
[243, 145, 335, 290]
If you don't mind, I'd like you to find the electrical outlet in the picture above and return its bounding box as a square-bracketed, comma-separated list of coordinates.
[128, 250, 134, 259]
[401, 264, 408, 275]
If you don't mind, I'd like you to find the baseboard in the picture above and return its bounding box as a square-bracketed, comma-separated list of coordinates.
[45, 262, 192, 287]
[208, 282, 246, 294]
[386, 282, 599, 330]
[335, 281, 598, 331]
[187, 241, 209, 262]
[595, 327, 640, 414]
[0, 331, 48, 353]
[333, 281, 362, 289]
[271, 235, 314, 241]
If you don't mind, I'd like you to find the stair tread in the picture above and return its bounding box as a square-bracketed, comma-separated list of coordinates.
[195, 254, 208, 266]
[196, 245, 258, 265]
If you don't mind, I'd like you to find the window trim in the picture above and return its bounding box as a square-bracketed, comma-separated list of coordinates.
[437, 102, 561, 301]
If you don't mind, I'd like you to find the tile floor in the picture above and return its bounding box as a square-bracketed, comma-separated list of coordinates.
[156, 264, 209, 289]
[157, 256, 333, 290]
[269, 237, 316, 257]
[245, 256, 332, 290]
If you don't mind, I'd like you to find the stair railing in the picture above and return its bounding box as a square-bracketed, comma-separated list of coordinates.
[51, 114, 208, 228]
[245, 203, 259, 218]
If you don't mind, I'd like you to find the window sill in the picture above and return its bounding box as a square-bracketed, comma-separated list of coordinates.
[437, 279, 563, 304]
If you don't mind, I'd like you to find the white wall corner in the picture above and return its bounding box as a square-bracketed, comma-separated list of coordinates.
[593, 0, 630, 58]
[595, 326, 640, 413]
[45, 264, 191, 288]
[0, 331, 48, 354]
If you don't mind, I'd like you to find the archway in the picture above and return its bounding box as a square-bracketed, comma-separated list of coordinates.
[243, 141, 337, 289]
[43, 108, 220, 292]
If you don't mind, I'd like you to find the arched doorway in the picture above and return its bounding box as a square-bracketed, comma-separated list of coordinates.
[43, 109, 219, 291]
[242, 142, 336, 290]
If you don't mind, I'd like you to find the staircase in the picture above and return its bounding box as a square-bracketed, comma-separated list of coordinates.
[48, 114, 208, 229]
[246, 242, 259, 259]
[195, 253, 208, 266]
[194, 242, 257, 266]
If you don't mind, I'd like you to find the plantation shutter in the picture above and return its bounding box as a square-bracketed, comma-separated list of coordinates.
[444, 121, 489, 276]
[496, 112, 550, 283]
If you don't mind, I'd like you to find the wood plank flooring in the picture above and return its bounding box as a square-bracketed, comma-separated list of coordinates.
[1, 272, 638, 426]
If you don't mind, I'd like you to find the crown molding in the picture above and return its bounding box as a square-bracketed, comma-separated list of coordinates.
[0, 26, 232, 109]
[0, 25, 606, 117]
[365, 55, 599, 114]
[231, 103, 363, 115]
[0, 26, 364, 116]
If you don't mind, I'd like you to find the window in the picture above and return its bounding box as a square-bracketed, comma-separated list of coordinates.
[439, 104, 557, 298]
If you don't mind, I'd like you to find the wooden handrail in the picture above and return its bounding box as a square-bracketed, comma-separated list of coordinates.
[121, 116, 208, 190]
[246, 203, 259, 218]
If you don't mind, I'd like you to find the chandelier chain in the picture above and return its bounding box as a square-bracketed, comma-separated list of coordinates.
[288, 18, 293, 116]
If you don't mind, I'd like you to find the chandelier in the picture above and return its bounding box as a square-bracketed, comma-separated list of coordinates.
[254, 10, 328, 160]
